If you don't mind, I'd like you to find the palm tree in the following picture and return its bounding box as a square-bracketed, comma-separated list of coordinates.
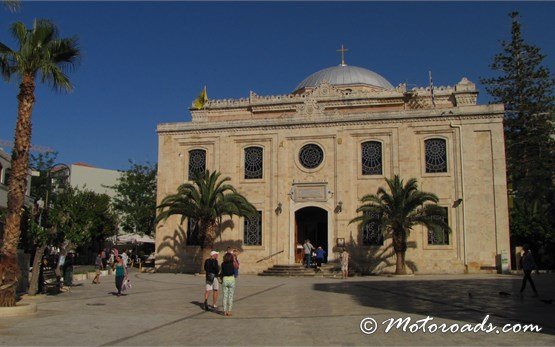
[156, 170, 257, 271]
[350, 175, 450, 275]
[2, 0, 20, 12]
[0, 20, 79, 306]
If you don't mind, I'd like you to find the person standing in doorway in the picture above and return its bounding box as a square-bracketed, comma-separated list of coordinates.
[520, 245, 539, 297]
[303, 239, 315, 268]
[315, 246, 326, 268]
[114, 255, 127, 297]
[220, 253, 236, 316]
[340, 249, 350, 279]
[204, 251, 220, 311]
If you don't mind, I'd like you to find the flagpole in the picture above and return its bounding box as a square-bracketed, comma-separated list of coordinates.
[429, 70, 436, 108]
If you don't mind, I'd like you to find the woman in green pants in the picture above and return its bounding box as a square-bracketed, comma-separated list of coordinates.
[114, 255, 127, 297]
[220, 253, 236, 316]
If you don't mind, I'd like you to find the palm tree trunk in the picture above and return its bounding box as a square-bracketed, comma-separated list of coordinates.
[199, 220, 217, 273]
[28, 245, 46, 296]
[0, 74, 36, 307]
[392, 228, 407, 275]
[395, 251, 406, 275]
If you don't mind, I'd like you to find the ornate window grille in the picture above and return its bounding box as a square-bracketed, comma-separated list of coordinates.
[361, 141, 382, 175]
[425, 139, 447, 173]
[244, 147, 263, 179]
[362, 212, 384, 246]
[186, 218, 201, 246]
[299, 144, 324, 169]
[428, 207, 449, 245]
[188, 149, 206, 180]
[244, 211, 262, 246]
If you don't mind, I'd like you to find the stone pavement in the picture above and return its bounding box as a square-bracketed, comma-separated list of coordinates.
[1, 271, 554, 346]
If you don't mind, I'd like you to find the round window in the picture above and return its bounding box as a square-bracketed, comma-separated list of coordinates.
[299, 144, 324, 169]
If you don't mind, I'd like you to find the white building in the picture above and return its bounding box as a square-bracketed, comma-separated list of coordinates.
[68, 162, 122, 198]
[0, 147, 33, 238]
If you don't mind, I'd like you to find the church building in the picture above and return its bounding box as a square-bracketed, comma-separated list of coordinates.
[155, 53, 510, 274]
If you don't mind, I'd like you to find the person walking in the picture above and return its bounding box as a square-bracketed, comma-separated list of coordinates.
[101, 249, 108, 269]
[303, 239, 315, 268]
[520, 245, 539, 297]
[203, 251, 220, 311]
[340, 249, 350, 279]
[92, 251, 103, 284]
[232, 249, 240, 278]
[315, 246, 326, 268]
[62, 252, 74, 287]
[114, 255, 127, 297]
[220, 253, 237, 316]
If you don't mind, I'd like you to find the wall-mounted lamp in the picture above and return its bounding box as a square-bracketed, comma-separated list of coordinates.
[334, 201, 343, 214]
[275, 202, 283, 215]
[452, 198, 463, 208]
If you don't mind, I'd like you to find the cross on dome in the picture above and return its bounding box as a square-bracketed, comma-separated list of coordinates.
[337, 44, 348, 66]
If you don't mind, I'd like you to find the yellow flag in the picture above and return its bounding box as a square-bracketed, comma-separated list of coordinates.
[192, 86, 208, 110]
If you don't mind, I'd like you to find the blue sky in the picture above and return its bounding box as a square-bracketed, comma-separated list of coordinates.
[0, 2, 554, 171]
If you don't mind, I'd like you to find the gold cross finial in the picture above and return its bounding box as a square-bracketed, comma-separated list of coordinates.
[337, 44, 348, 66]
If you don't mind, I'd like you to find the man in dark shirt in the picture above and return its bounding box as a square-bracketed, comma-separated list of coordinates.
[203, 251, 220, 311]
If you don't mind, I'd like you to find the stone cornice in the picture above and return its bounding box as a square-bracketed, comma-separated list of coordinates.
[158, 104, 504, 135]
[187, 78, 480, 123]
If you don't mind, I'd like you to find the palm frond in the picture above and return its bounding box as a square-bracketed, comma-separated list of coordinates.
[2, 19, 80, 91]
[10, 21, 26, 45]
[156, 170, 256, 246]
[351, 175, 447, 242]
[3, 0, 21, 13]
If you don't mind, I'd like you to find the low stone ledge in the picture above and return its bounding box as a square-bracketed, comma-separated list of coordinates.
[0, 302, 37, 317]
[18, 294, 46, 300]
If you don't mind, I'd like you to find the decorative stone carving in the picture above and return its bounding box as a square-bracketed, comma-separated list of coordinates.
[454, 94, 478, 106]
[187, 76, 481, 122]
[296, 97, 324, 118]
[455, 77, 476, 92]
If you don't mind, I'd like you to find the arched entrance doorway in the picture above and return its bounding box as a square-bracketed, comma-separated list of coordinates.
[295, 206, 328, 263]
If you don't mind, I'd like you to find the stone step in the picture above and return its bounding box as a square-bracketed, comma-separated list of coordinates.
[259, 263, 343, 277]
[259, 272, 316, 277]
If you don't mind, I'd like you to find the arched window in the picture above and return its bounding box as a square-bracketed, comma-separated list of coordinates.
[361, 141, 382, 175]
[188, 149, 206, 180]
[428, 207, 449, 245]
[244, 147, 263, 179]
[425, 138, 447, 173]
[244, 211, 262, 246]
[362, 212, 384, 246]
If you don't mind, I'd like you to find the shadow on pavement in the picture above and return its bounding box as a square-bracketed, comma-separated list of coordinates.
[313, 277, 555, 335]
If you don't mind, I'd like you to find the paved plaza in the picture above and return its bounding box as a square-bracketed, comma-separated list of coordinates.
[1, 272, 554, 346]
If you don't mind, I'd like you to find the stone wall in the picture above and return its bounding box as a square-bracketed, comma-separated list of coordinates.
[156, 82, 509, 275]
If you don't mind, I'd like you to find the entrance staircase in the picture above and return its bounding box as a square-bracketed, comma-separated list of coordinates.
[259, 263, 343, 277]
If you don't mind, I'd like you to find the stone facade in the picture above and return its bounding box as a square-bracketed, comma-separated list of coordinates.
[155, 70, 510, 275]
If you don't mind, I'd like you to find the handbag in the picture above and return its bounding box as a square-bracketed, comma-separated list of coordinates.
[122, 278, 132, 292]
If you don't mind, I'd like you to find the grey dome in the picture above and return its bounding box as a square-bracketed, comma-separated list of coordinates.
[295, 65, 393, 91]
